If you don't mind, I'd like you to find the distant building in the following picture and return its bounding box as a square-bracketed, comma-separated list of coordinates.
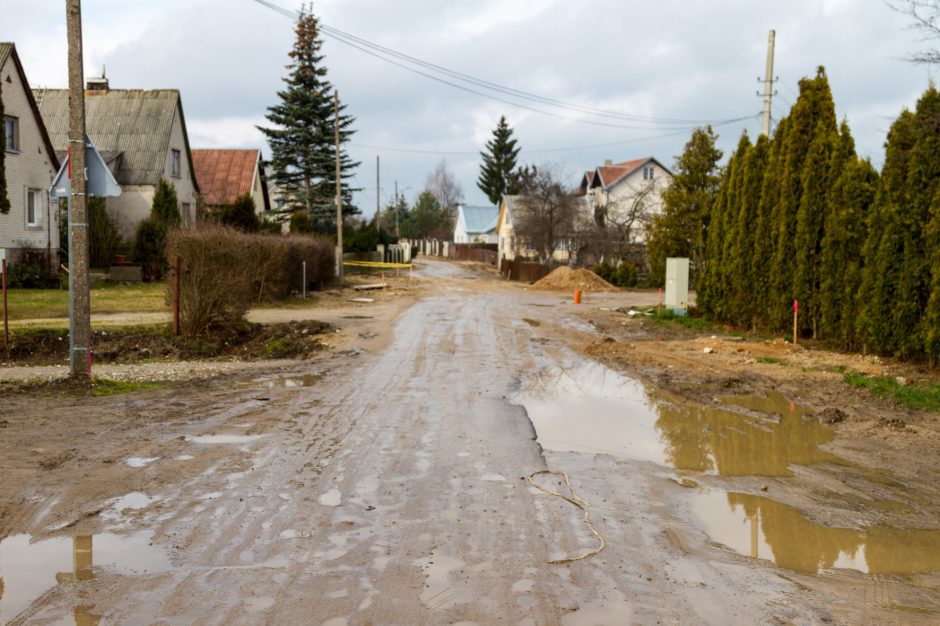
[192, 148, 269, 215]
[454, 204, 499, 244]
[576, 157, 673, 244]
[496, 195, 569, 264]
[34, 76, 199, 237]
[0, 43, 60, 272]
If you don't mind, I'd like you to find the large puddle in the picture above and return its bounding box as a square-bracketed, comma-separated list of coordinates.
[691, 490, 940, 575]
[516, 361, 837, 476]
[517, 361, 940, 575]
[0, 531, 170, 624]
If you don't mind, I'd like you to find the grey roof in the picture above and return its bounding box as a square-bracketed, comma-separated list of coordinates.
[459, 205, 500, 234]
[0, 43, 11, 68]
[33, 88, 196, 189]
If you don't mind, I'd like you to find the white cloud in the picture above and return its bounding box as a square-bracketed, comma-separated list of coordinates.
[187, 116, 267, 149]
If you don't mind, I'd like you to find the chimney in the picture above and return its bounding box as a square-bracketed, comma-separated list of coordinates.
[86, 65, 109, 91]
[604, 159, 613, 167]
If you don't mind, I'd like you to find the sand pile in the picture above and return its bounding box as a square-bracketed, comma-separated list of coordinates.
[531, 266, 616, 292]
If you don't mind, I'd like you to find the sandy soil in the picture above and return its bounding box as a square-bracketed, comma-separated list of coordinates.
[0, 258, 937, 625]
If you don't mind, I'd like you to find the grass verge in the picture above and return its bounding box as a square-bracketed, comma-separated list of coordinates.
[649, 308, 714, 332]
[844, 371, 940, 412]
[5, 282, 168, 320]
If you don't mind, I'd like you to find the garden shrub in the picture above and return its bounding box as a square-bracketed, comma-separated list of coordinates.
[166, 225, 334, 335]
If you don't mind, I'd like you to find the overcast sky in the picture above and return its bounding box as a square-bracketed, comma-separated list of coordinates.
[3, 0, 935, 216]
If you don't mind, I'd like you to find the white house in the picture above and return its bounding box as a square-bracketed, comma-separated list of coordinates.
[576, 157, 673, 244]
[35, 78, 199, 238]
[496, 194, 571, 264]
[454, 204, 499, 244]
[0, 43, 60, 273]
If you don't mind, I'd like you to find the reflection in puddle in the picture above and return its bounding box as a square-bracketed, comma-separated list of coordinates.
[239, 373, 325, 390]
[187, 434, 265, 445]
[691, 490, 940, 575]
[124, 457, 159, 468]
[517, 362, 837, 476]
[0, 531, 170, 623]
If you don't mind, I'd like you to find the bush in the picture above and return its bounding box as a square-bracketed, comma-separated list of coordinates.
[134, 218, 166, 281]
[88, 198, 124, 268]
[218, 194, 260, 233]
[593, 260, 638, 288]
[7, 247, 48, 288]
[166, 225, 334, 336]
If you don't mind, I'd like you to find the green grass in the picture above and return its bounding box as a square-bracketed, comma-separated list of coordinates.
[4, 282, 168, 320]
[843, 371, 940, 412]
[90, 377, 166, 396]
[756, 356, 783, 365]
[649, 307, 714, 331]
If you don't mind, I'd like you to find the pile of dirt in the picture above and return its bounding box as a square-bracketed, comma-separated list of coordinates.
[531, 266, 616, 292]
[3, 320, 333, 366]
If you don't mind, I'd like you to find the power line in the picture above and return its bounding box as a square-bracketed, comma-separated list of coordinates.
[250, 0, 753, 130]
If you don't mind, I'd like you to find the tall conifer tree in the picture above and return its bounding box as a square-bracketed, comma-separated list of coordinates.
[259, 4, 360, 232]
[0, 80, 9, 214]
[751, 117, 789, 326]
[477, 116, 521, 205]
[924, 188, 940, 363]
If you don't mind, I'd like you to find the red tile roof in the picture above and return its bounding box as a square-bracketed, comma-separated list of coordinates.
[596, 158, 649, 188]
[192, 149, 260, 206]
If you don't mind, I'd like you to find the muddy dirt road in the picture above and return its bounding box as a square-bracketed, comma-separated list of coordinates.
[1, 259, 938, 625]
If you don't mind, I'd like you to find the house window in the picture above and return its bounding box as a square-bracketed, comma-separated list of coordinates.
[171, 149, 181, 177]
[643, 166, 655, 181]
[26, 189, 41, 227]
[4, 116, 18, 152]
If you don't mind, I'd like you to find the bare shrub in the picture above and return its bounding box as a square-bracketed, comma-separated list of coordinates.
[166, 225, 334, 336]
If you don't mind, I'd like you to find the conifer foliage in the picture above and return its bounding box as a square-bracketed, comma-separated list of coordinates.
[477, 116, 521, 205]
[695, 70, 940, 362]
[259, 4, 359, 232]
[0, 80, 9, 214]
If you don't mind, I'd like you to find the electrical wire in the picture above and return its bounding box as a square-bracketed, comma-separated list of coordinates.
[250, 0, 755, 131]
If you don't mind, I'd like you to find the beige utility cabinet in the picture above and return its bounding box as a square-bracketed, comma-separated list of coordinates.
[665, 257, 690, 313]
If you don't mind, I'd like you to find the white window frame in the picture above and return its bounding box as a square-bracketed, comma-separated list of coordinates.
[4, 116, 19, 152]
[171, 149, 181, 177]
[643, 166, 655, 181]
[26, 188, 42, 227]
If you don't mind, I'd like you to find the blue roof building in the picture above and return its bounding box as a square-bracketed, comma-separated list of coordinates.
[454, 204, 500, 244]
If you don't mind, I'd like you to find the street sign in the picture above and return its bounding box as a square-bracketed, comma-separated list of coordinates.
[50, 135, 122, 200]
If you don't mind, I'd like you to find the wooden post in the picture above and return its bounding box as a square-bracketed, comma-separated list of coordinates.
[2, 259, 8, 348]
[173, 256, 181, 336]
[793, 299, 798, 346]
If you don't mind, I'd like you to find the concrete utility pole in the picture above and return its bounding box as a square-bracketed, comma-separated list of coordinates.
[394, 180, 400, 238]
[376, 155, 381, 230]
[760, 29, 777, 137]
[334, 89, 343, 284]
[66, 0, 91, 378]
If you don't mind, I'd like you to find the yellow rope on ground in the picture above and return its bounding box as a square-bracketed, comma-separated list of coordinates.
[527, 469, 605, 564]
[342, 261, 413, 269]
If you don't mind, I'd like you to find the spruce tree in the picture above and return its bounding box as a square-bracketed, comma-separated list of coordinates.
[477, 116, 521, 205]
[0, 80, 9, 214]
[259, 4, 360, 233]
[646, 126, 723, 286]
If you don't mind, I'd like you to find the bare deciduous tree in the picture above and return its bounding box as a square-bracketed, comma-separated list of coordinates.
[514, 166, 579, 262]
[889, 0, 940, 64]
[593, 179, 658, 259]
[425, 160, 464, 217]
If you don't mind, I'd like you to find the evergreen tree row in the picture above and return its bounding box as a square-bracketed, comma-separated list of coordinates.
[696, 67, 940, 363]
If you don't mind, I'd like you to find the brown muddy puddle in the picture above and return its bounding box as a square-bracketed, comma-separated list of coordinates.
[691, 490, 940, 575]
[0, 531, 170, 624]
[516, 361, 835, 476]
[517, 361, 940, 576]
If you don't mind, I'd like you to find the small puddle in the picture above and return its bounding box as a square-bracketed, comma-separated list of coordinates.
[691, 490, 940, 575]
[516, 362, 837, 476]
[239, 373, 325, 390]
[124, 456, 160, 468]
[187, 434, 265, 445]
[0, 531, 171, 623]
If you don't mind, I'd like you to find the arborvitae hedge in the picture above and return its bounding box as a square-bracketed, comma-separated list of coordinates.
[694, 71, 940, 362]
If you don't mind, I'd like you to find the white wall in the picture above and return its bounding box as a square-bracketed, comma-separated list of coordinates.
[0, 52, 59, 266]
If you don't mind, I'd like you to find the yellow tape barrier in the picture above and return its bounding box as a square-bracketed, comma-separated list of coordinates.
[343, 261, 413, 269]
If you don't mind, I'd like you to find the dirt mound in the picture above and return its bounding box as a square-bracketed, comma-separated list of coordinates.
[531, 266, 616, 292]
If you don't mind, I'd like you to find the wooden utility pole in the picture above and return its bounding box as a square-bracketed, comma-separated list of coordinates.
[334, 89, 343, 284]
[375, 155, 381, 230]
[66, 0, 91, 378]
[760, 30, 776, 137]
